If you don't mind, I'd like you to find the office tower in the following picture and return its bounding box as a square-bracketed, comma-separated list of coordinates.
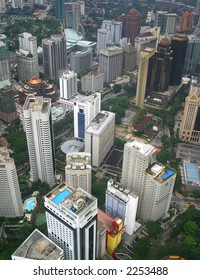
[155, 11, 177, 34]
[97, 214, 107, 259]
[0, 84, 18, 124]
[44, 182, 98, 260]
[55, 0, 68, 19]
[122, 41, 136, 71]
[42, 34, 67, 80]
[138, 162, 176, 222]
[0, 40, 11, 82]
[135, 47, 155, 109]
[73, 92, 101, 139]
[99, 46, 123, 84]
[16, 32, 39, 81]
[125, 8, 141, 44]
[183, 35, 200, 76]
[118, 13, 126, 37]
[169, 34, 188, 86]
[197, 0, 200, 16]
[98, 209, 123, 256]
[12, 229, 64, 260]
[135, 34, 157, 67]
[81, 70, 104, 93]
[0, 0, 6, 13]
[70, 48, 92, 74]
[23, 96, 55, 187]
[85, 111, 115, 167]
[0, 147, 23, 218]
[105, 179, 138, 236]
[64, 2, 80, 31]
[179, 77, 200, 144]
[180, 11, 194, 32]
[146, 37, 173, 94]
[96, 29, 113, 55]
[121, 140, 157, 192]
[101, 20, 122, 45]
[65, 152, 92, 193]
[59, 69, 78, 101]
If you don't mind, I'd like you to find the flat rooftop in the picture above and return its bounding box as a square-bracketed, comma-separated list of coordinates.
[65, 92, 100, 104]
[45, 183, 95, 215]
[107, 179, 137, 199]
[66, 152, 91, 170]
[183, 161, 200, 183]
[146, 163, 175, 183]
[126, 140, 156, 156]
[23, 96, 50, 112]
[12, 229, 63, 260]
[0, 147, 13, 163]
[86, 111, 115, 134]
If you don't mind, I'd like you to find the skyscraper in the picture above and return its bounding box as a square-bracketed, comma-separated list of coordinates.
[55, 0, 68, 19]
[16, 32, 39, 81]
[155, 11, 177, 34]
[124, 8, 141, 44]
[59, 69, 78, 100]
[101, 20, 122, 44]
[97, 29, 113, 55]
[70, 48, 92, 74]
[169, 34, 188, 86]
[42, 34, 67, 80]
[64, 2, 80, 31]
[121, 140, 157, 192]
[0, 84, 18, 124]
[65, 152, 92, 193]
[0, 40, 11, 82]
[85, 111, 115, 167]
[44, 182, 98, 260]
[99, 46, 123, 83]
[105, 179, 138, 236]
[179, 77, 200, 144]
[179, 11, 194, 32]
[23, 96, 55, 187]
[0, 147, 23, 218]
[135, 47, 155, 109]
[183, 35, 200, 76]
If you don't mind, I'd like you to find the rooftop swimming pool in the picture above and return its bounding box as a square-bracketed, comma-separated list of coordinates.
[24, 198, 36, 211]
[161, 169, 175, 180]
[52, 189, 72, 205]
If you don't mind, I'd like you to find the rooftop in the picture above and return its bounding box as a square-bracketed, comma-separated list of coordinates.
[61, 140, 84, 154]
[126, 140, 156, 156]
[66, 152, 91, 170]
[66, 92, 101, 105]
[107, 179, 138, 199]
[146, 163, 176, 183]
[45, 182, 95, 215]
[183, 161, 200, 184]
[23, 96, 50, 112]
[86, 111, 115, 134]
[0, 147, 13, 163]
[12, 229, 63, 260]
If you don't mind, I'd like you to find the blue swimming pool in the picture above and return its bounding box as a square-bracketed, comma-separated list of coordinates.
[161, 169, 175, 180]
[25, 198, 36, 211]
[52, 189, 71, 205]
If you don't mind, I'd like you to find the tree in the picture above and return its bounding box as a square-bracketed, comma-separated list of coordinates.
[146, 221, 162, 238]
[184, 221, 198, 236]
[184, 235, 196, 247]
[132, 237, 151, 259]
[113, 84, 122, 93]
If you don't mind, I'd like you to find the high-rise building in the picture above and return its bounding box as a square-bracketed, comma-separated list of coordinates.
[183, 35, 200, 76]
[44, 182, 98, 260]
[23, 96, 55, 187]
[122, 41, 136, 71]
[135, 47, 155, 109]
[42, 34, 67, 80]
[179, 11, 194, 32]
[65, 152, 92, 193]
[16, 32, 39, 81]
[12, 229, 64, 260]
[64, 2, 80, 31]
[0, 40, 11, 82]
[0, 0, 6, 13]
[138, 162, 176, 221]
[85, 111, 115, 167]
[70, 48, 92, 74]
[59, 69, 78, 101]
[96, 29, 113, 55]
[55, 0, 68, 19]
[101, 20, 122, 45]
[169, 34, 188, 86]
[99, 46, 123, 84]
[105, 179, 138, 236]
[179, 77, 200, 144]
[121, 140, 157, 192]
[11, 0, 23, 9]
[123, 8, 141, 44]
[0, 84, 18, 124]
[146, 37, 173, 94]
[0, 147, 23, 218]
[155, 11, 177, 34]
[81, 70, 104, 93]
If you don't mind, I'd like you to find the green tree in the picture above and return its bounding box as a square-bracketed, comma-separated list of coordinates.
[184, 221, 198, 236]
[132, 237, 151, 259]
[184, 235, 196, 247]
[113, 84, 122, 93]
[146, 221, 162, 238]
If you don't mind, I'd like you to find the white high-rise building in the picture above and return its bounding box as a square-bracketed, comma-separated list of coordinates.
[97, 29, 113, 55]
[81, 70, 104, 93]
[59, 69, 78, 100]
[121, 140, 157, 192]
[99, 46, 123, 83]
[85, 111, 115, 167]
[138, 163, 176, 221]
[0, 147, 23, 218]
[135, 35, 157, 67]
[65, 152, 92, 193]
[44, 182, 98, 260]
[16, 32, 39, 81]
[155, 11, 177, 34]
[105, 179, 138, 236]
[102, 20, 122, 44]
[23, 96, 55, 187]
